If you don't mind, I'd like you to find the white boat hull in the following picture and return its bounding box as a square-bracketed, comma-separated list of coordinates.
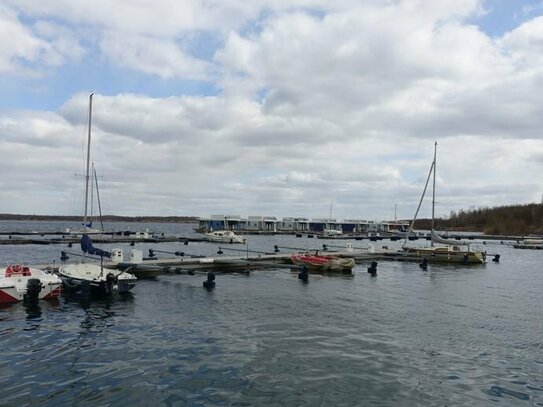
[58, 263, 136, 295]
[0, 265, 62, 304]
[205, 231, 246, 244]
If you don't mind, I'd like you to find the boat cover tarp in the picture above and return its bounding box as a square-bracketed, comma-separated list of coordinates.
[80, 234, 111, 258]
[431, 231, 467, 246]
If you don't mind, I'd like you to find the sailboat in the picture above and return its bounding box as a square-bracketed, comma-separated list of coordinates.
[58, 93, 137, 295]
[402, 142, 486, 264]
[322, 201, 342, 236]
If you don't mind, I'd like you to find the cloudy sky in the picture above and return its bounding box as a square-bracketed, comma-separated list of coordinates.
[1, 0, 542, 221]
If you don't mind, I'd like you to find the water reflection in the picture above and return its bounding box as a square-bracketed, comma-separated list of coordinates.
[23, 301, 42, 320]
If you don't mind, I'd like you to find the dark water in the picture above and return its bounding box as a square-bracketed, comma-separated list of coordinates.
[1, 221, 542, 406]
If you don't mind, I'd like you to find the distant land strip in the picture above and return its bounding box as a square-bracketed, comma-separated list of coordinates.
[0, 214, 198, 223]
[1, 202, 542, 235]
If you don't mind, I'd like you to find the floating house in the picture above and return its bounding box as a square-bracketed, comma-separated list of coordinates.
[197, 215, 408, 234]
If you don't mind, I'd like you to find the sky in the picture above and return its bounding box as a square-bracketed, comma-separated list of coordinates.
[1, 0, 543, 221]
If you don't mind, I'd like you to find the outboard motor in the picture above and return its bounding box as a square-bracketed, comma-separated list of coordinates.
[24, 278, 43, 303]
[80, 280, 91, 297]
[105, 272, 116, 295]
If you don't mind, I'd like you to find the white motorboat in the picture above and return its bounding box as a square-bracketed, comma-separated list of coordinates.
[0, 264, 62, 304]
[513, 238, 543, 249]
[58, 262, 136, 295]
[205, 230, 246, 244]
[322, 229, 343, 237]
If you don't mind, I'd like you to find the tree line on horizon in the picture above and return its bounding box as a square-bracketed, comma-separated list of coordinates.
[414, 203, 543, 235]
[0, 214, 199, 223]
[2, 203, 543, 236]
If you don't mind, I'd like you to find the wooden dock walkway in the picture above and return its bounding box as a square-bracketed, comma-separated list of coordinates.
[0, 235, 204, 245]
[31, 249, 444, 276]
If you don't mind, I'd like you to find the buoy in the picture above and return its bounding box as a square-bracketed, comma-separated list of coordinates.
[298, 266, 309, 283]
[217, 248, 223, 255]
[60, 251, 69, 261]
[68, 242, 72, 248]
[184, 240, 189, 245]
[148, 249, 156, 258]
[130, 241, 135, 246]
[322, 244, 328, 251]
[419, 257, 428, 270]
[274, 245, 280, 253]
[367, 261, 377, 276]
[492, 254, 500, 262]
[203, 272, 216, 289]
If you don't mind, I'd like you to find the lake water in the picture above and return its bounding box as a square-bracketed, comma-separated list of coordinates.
[1, 221, 542, 406]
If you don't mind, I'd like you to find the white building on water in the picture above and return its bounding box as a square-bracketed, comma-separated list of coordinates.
[197, 215, 408, 234]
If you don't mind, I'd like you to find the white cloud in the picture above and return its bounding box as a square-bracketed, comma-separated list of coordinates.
[100, 32, 215, 80]
[0, 5, 83, 75]
[1, 0, 543, 219]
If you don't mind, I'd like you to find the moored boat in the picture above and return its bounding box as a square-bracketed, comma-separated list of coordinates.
[290, 251, 355, 272]
[58, 263, 136, 295]
[513, 239, 543, 249]
[402, 245, 486, 264]
[402, 142, 486, 265]
[322, 229, 343, 237]
[58, 234, 137, 295]
[205, 230, 246, 244]
[0, 264, 62, 304]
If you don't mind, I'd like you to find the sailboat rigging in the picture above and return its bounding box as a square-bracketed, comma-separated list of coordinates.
[402, 142, 486, 264]
[58, 93, 137, 295]
[322, 201, 342, 236]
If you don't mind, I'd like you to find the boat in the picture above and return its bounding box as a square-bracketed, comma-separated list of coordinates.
[513, 238, 543, 249]
[290, 251, 355, 272]
[205, 230, 246, 244]
[59, 262, 136, 295]
[322, 229, 343, 237]
[0, 264, 62, 304]
[402, 142, 486, 264]
[322, 201, 343, 237]
[59, 234, 136, 294]
[57, 93, 136, 294]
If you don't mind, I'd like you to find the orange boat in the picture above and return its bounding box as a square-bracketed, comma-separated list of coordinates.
[290, 251, 355, 272]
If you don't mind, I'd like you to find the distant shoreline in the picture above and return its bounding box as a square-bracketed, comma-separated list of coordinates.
[0, 214, 198, 223]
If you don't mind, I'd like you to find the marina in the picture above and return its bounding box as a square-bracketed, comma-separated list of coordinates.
[1, 220, 541, 407]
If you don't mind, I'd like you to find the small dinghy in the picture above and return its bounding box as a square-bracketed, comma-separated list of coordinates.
[290, 251, 355, 272]
[0, 264, 62, 304]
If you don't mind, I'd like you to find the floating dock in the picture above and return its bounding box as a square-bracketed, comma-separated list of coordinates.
[31, 247, 497, 279]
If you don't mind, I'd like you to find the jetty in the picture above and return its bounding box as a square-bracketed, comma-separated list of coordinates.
[0, 235, 204, 245]
[31, 245, 500, 279]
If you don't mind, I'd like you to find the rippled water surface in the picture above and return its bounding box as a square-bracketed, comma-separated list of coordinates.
[1, 221, 542, 406]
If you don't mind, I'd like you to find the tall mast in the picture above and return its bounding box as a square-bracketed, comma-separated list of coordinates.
[83, 93, 93, 230]
[431, 141, 437, 246]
